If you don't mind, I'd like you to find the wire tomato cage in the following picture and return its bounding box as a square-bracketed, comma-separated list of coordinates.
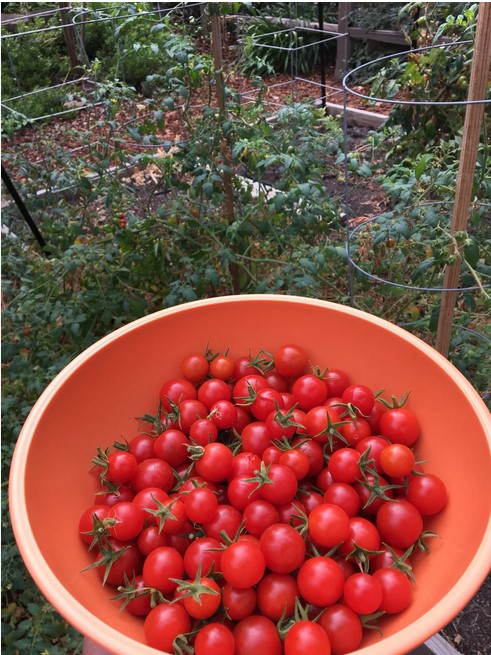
[340, 39, 490, 348]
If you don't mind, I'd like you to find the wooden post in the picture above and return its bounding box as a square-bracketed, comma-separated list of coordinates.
[209, 6, 240, 294]
[435, 4, 491, 357]
[335, 2, 351, 80]
[59, 2, 82, 76]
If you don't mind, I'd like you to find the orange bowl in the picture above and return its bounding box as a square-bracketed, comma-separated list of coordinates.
[9, 295, 491, 655]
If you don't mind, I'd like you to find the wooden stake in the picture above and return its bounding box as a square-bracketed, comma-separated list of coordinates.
[435, 3, 491, 357]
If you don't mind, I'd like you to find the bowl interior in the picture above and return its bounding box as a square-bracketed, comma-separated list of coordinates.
[10, 296, 491, 655]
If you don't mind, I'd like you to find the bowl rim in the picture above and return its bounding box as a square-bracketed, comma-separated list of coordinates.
[9, 294, 491, 655]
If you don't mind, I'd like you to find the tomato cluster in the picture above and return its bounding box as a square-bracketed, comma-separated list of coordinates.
[79, 344, 448, 655]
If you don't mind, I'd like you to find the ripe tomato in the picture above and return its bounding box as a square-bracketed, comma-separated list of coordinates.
[129, 434, 156, 463]
[159, 377, 197, 413]
[202, 504, 242, 542]
[285, 621, 331, 655]
[259, 523, 306, 573]
[182, 577, 221, 619]
[304, 405, 343, 445]
[251, 388, 285, 421]
[198, 378, 232, 409]
[407, 473, 448, 515]
[189, 418, 218, 446]
[380, 407, 420, 446]
[278, 449, 310, 480]
[233, 615, 282, 655]
[181, 353, 209, 384]
[273, 344, 308, 378]
[258, 463, 298, 505]
[338, 516, 381, 557]
[96, 539, 144, 587]
[328, 447, 361, 483]
[106, 450, 138, 484]
[297, 556, 345, 606]
[318, 604, 363, 655]
[137, 525, 168, 556]
[210, 399, 238, 429]
[144, 602, 191, 652]
[195, 622, 235, 655]
[183, 486, 218, 524]
[324, 369, 351, 399]
[308, 503, 350, 548]
[183, 536, 222, 578]
[142, 546, 184, 594]
[243, 500, 280, 537]
[227, 476, 262, 511]
[222, 584, 257, 620]
[291, 437, 325, 477]
[373, 567, 413, 614]
[222, 540, 266, 589]
[178, 399, 208, 434]
[241, 421, 273, 456]
[107, 501, 145, 541]
[291, 374, 328, 411]
[380, 443, 415, 478]
[233, 375, 269, 407]
[132, 458, 174, 493]
[343, 572, 383, 615]
[376, 498, 423, 549]
[121, 574, 152, 616]
[339, 416, 371, 447]
[209, 354, 235, 381]
[78, 505, 110, 545]
[342, 384, 375, 416]
[196, 442, 234, 482]
[356, 436, 390, 474]
[154, 428, 189, 466]
[323, 482, 361, 518]
[256, 572, 298, 621]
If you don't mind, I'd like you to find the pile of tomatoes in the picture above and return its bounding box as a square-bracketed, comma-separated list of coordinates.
[79, 343, 448, 655]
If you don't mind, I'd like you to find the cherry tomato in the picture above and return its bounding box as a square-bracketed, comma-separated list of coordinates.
[210, 354, 235, 381]
[189, 418, 218, 446]
[251, 388, 285, 421]
[233, 615, 282, 655]
[256, 572, 298, 621]
[159, 377, 197, 413]
[183, 536, 222, 578]
[196, 442, 234, 482]
[222, 540, 266, 589]
[222, 584, 257, 620]
[144, 602, 191, 652]
[183, 486, 218, 523]
[181, 353, 209, 384]
[195, 622, 235, 655]
[243, 500, 280, 537]
[129, 434, 156, 463]
[137, 525, 168, 556]
[79, 505, 110, 545]
[142, 546, 184, 594]
[342, 384, 375, 416]
[106, 450, 138, 484]
[182, 577, 221, 619]
[121, 575, 152, 616]
[210, 399, 238, 429]
[297, 556, 345, 606]
[380, 443, 416, 478]
[132, 458, 174, 493]
[324, 369, 351, 398]
[202, 504, 242, 542]
[259, 523, 306, 573]
[407, 473, 447, 515]
[285, 621, 331, 655]
[376, 498, 423, 549]
[259, 463, 298, 505]
[198, 378, 232, 409]
[328, 447, 361, 484]
[343, 572, 383, 614]
[154, 428, 189, 466]
[278, 449, 310, 480]
[273, 344, 308, 378]
[318, 604, 363, 655]
[292, 374, 328, 411]
[323, 482, 361, 517]
[380, 407, 420, 446]
[308, 503, 350, 548]
[373, 567, 413, 613]
[107, 501, 145, 541]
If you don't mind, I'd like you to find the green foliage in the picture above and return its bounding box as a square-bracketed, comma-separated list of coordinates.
[239, 16, 322, 77]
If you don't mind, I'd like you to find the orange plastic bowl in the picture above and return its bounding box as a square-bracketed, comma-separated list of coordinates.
[9, 295, 491, 655]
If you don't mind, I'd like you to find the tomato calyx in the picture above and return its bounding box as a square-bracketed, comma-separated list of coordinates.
[360, 610, 386, 634]
[347, 542, 385, 573]
[234, 381, 260, 406]
[173, 632, 196, 655]
[270, 401, 304, 431]
[416, 530, 440, 553]
[244, 460, 275, 493]
[248, 348, 275, 373]
[357, 475, 403, 510]
[378, 391, 411, 409]
[137, 402, 167, 436]
[277, 596, 318, 638]
[82, 513, 112, 551]
[112, 573, 165, 610]
[82, 536, 130, 586]
[381, 543, 416, 582]
[144, 496, 181, 534]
